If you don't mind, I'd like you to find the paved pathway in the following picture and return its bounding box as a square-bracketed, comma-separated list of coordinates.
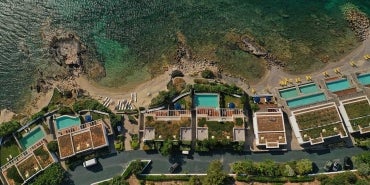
[68, 147, 365, 185]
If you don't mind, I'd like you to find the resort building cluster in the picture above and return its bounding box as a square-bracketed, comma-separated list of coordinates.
[1, 68, 370, 184]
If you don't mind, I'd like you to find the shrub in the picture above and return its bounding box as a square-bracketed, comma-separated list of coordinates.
[7, 166, 23, 183]
[0, 120, 21, 137]
[194, 78, 209, 84]
[58, 106, 74, 115]
[294, 159, 312, 175]
[357, 163, 370, 176]
[31, 164, 66, 185]
[47, 141, 58, 152]
[201, 69, 215, 79]
[171, 70, 184, 78]
[131, 134, 140, 150]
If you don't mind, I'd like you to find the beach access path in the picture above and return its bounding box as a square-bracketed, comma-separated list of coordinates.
[68, 147, 365, 185]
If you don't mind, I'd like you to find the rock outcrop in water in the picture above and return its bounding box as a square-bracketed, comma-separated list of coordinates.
[50, 34, 82, 66]
[342, 3, 370, 41]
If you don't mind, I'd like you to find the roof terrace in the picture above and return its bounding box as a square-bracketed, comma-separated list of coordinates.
[57, 119, 108, 159]
[339, 96, 370, 134]
[289, 102, 347, 145]
[1, 140, 56, 185]
[253, 108, 287, 148]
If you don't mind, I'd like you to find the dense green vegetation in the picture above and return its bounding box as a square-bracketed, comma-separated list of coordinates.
[73, 99, 111, 113]
[317, 171, 361, 185]
[353, 152, 370, 176]
[30, 164, 67, 185]
[0, 120, 21, 137]
[0, 139, 21, 166]
[201, 69, 215, 79]
[198, 118, 234, 140]
[231, 159, 313, 177]
[6, 166, 23, 184]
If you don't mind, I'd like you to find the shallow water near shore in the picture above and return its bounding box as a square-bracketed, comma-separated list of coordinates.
[0, 0, 370, 111]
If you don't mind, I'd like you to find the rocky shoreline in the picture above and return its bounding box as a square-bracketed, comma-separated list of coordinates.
[342, 3, 370, 41]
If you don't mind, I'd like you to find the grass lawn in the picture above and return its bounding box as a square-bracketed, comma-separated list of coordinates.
[198, 118, 234, 140]
[0, 138, 21, 166]
[145, 118, 191, 140]
[223, 95, 243, 108]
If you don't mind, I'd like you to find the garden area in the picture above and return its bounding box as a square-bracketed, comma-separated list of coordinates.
[295, 107, 341, 130]
[344, 100, 370, 130]
[301, 123, 345, 142]
[33, 145, 54, 169]
[197, 118, 235, 140]
[16, 155, 41, 179]
[223, 95, 243, 108]
[175, 95, 192, 110]
[145, 117, 191, 140]
[0, 138, 21, 166]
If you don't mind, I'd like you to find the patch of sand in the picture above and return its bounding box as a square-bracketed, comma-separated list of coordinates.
[0, 109, 15, 123]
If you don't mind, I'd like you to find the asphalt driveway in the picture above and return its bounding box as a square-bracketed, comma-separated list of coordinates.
[68, 147, 365, 185]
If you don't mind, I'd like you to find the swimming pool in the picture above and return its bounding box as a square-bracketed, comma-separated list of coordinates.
[299, 83, 319, 94]
[279, 87, 299, 99]
[326, 79, 350, 92]
[358, 73, 370, 86]
[287, 93, 326, 108]
[194, 93, 219, 108]
[19, 126, 45, 149]
[55, 115, 81, 130]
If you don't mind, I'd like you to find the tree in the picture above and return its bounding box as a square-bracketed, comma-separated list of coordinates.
[357, 163, 370, 176]
[201, 69, 215, 79]
[295, 159, 312, 175]
[47, 141, 59, 153]
[31, 164, 66, 185]
[131, 160, 144, 175]
[160, 140, 173, 156]
[256, 160, 280, 177]
[231, 160, 254, 175]
[57, 106, 74, 115]
[203, 160, 227, 185]
[7, 166, 23, 183]
[0, 120, 21, 137]
[188, 176, 202, 185]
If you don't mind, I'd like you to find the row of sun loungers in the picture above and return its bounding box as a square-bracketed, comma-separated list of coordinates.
[116, 99, 134, 110]
[103, 97, 112, 107]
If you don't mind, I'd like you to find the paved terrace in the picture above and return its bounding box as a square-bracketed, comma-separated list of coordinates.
[289, 102, 347, 145]
[57, 119, 108, 159]
[339, 95, 370, 134]
[0, 140, 56, 185]
[253, 108, 287, 149]
[196, 108, 244, 121]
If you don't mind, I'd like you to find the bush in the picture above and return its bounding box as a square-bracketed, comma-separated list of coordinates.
[201, 69, 215, 79]
[58, 106, 74, 115]
[31, 164, 66, 185]
[0, 120, 21, 137]
[171, 70, 184, 78]
[131, 134, 140, 150]
[150, 89, 179, 107]
[7, 166, 23, 183]
[47, 141, 59, 152]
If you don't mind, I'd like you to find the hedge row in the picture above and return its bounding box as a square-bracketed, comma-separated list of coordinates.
[236, 175, 315, 183]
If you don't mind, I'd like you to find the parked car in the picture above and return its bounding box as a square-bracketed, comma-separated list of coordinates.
[169, 163, 180, 173]
[332, 161, 341, 172]
[83, 158, 97, 168]
[324, 160, 333, 172]
[343, 156, 353, 170]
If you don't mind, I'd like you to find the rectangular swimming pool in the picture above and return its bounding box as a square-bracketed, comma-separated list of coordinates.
[287, 93, 326, 108]
[326, 79, 350, 92]
[194, 93, 219, 108]
[299, 83, 319, 94]
[358, 73, 370, 86]
[55, 115, 81, 130]
[19, 126, 45, 149]
[279, 87, 299, 99]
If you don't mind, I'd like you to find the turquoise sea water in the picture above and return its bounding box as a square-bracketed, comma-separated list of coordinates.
[195, 94, 219, 108]
[287, 93, 327, 108]
[326, 79, 351, 92]
[19, 126, 45, 149]
[1, 0, 370, 110]
[55, 115, 81, 130]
